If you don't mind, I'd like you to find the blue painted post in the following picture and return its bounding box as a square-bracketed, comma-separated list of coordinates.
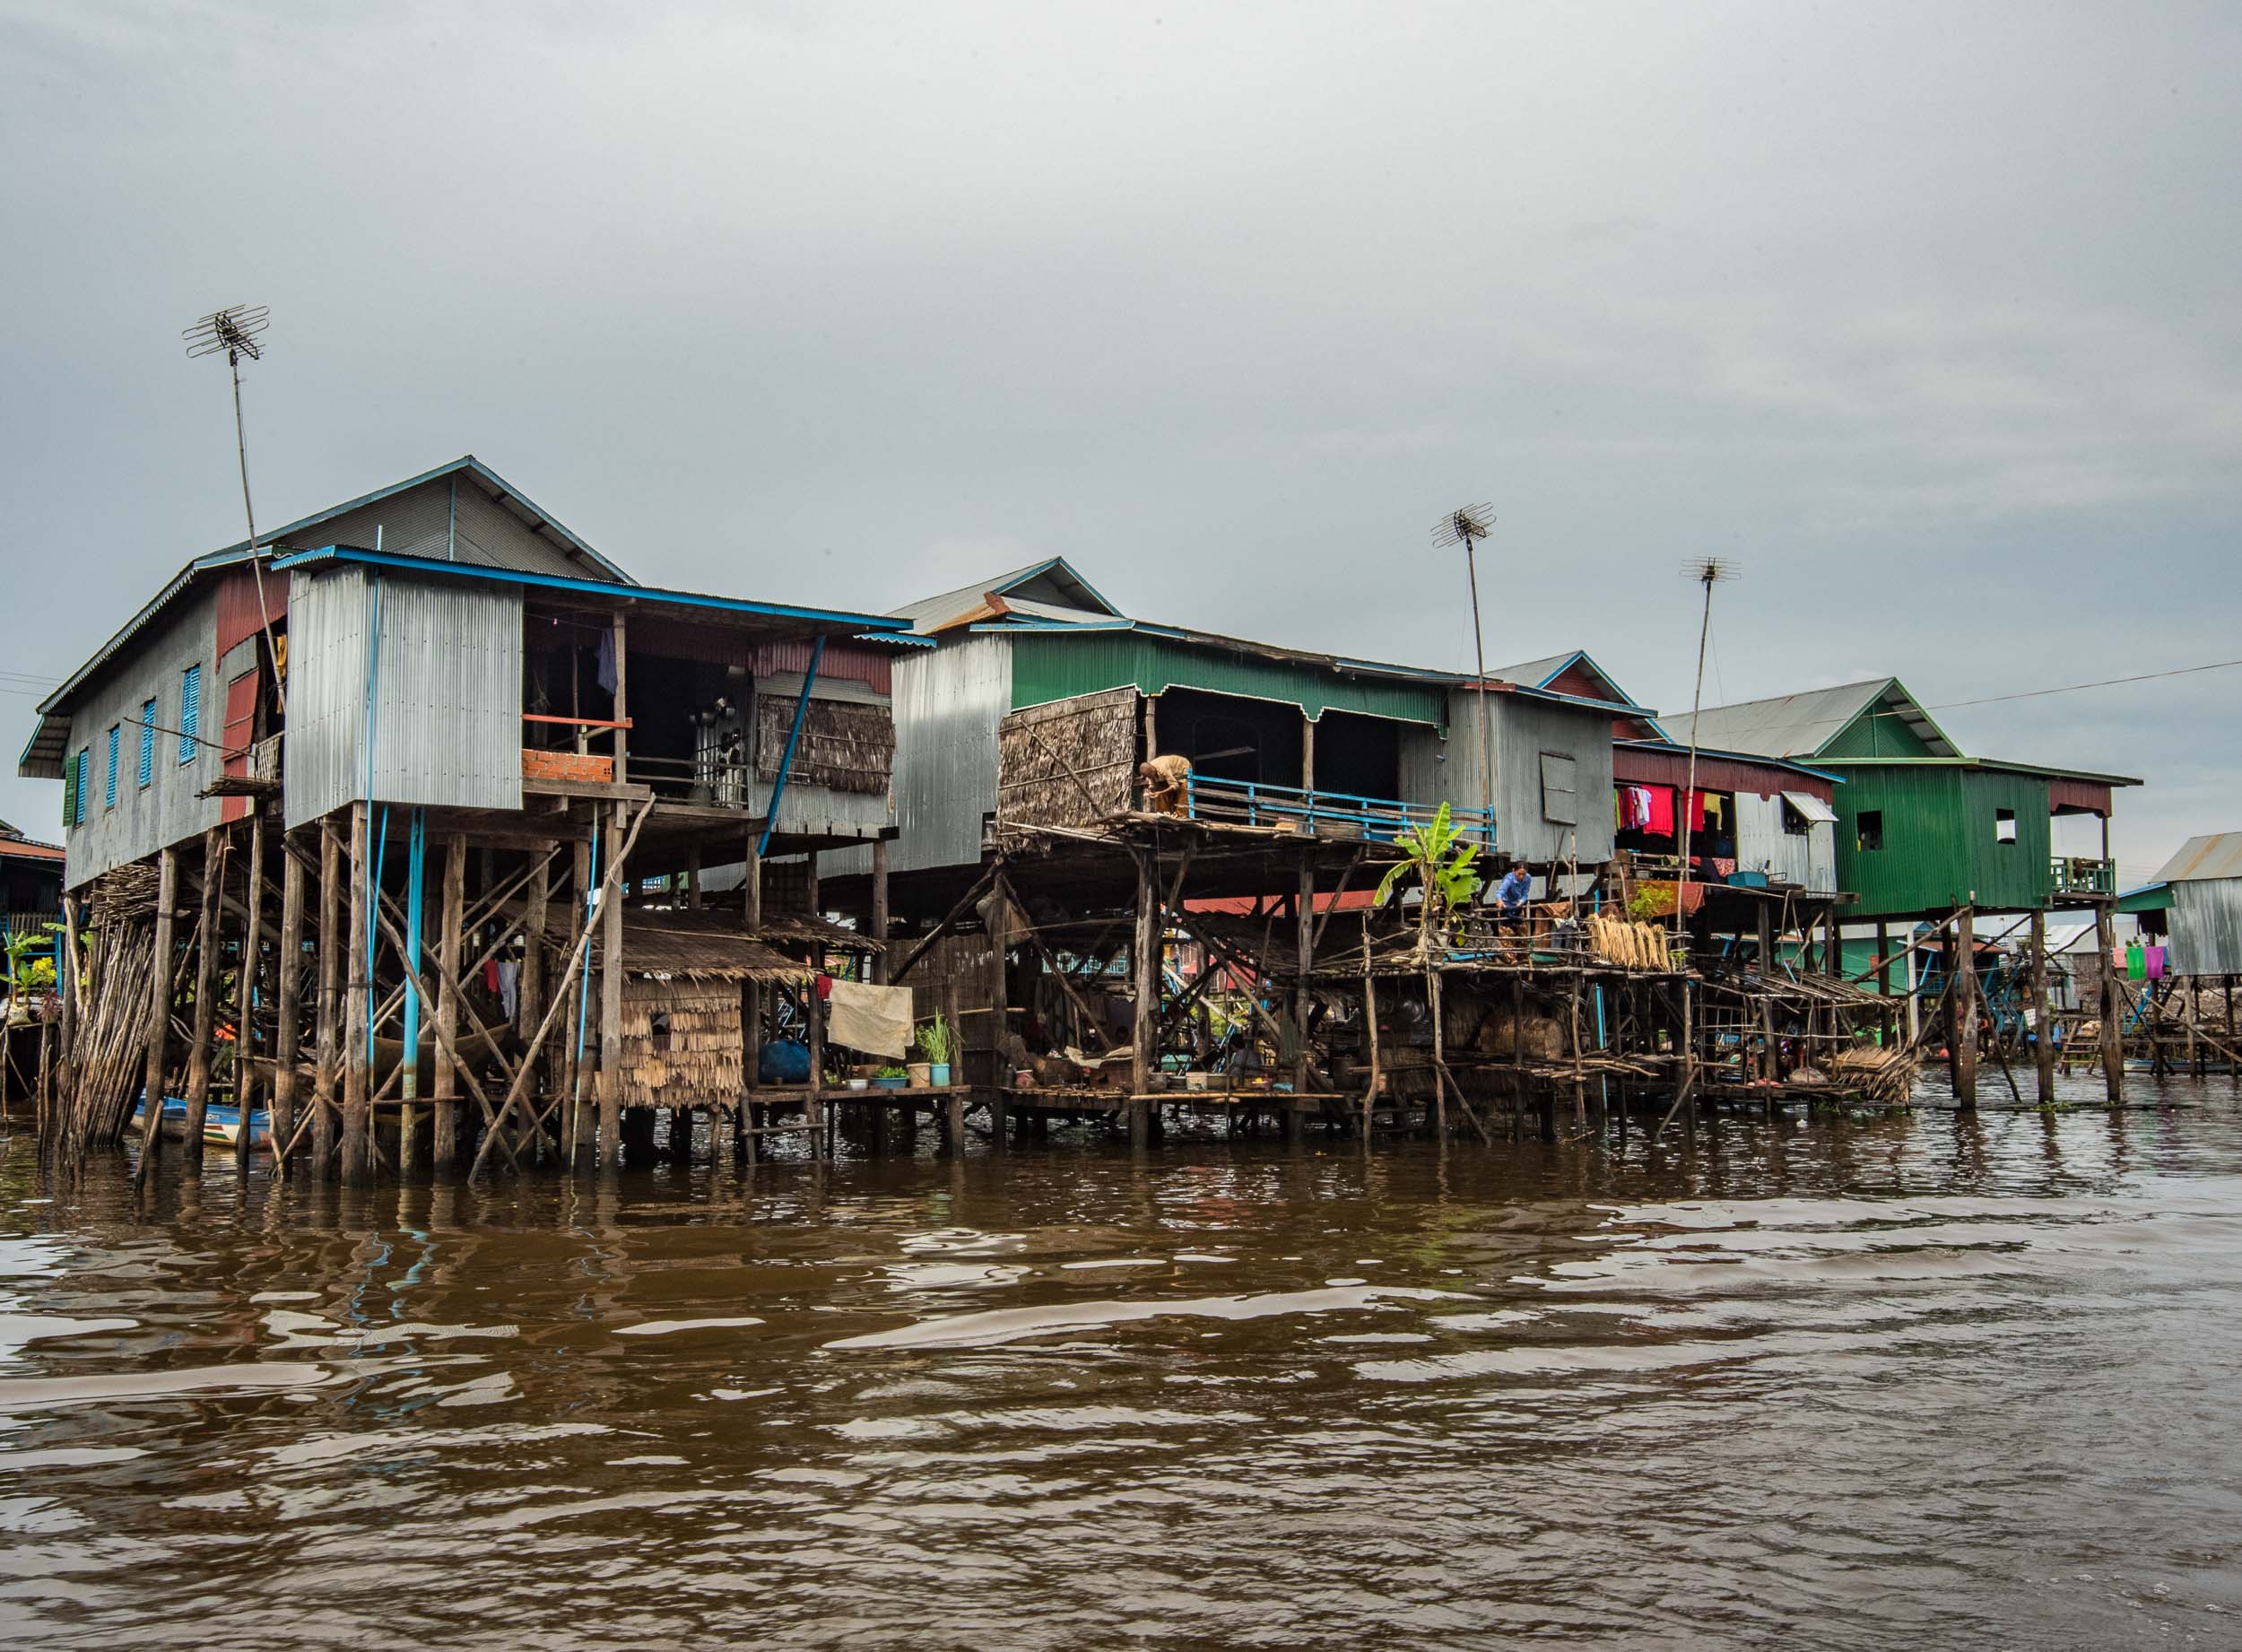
[400, 808, 427, 1171]
[758, 638, 826, 857]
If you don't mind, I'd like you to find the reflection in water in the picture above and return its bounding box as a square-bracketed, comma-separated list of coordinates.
[4, 1074, 2242, 1648]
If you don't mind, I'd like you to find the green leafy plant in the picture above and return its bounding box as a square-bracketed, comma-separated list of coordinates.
[1375, 803, 1484, 952]
[873, 1063, 908, 1080]
[4, 929, 52, 996]
[917, 1014, 953, 1065]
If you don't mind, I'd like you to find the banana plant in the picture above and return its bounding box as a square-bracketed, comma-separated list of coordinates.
[1375, 803, 1484, 954]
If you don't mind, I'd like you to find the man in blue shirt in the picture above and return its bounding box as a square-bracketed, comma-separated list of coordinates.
[1492, 861, 1534, 933]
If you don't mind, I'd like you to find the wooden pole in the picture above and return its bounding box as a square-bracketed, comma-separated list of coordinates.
[273, 831, 306, 1168]
[611, 608, 629, 787]
[2029, 909, 2055, 1102]
[134, 846, 179, 1189]
[598, 800, 626, 1169]
[1952, 904, 1978, 1109]
[986, 875, 1009, 1152]
[311, 819, 343, 1177]
[2188, 974, 2203, 1077]
[1130, 849, 1156, 1149]
[1290, 849, 1313, 1144]
[743, 833, 762, 933]
[943, 973, 966, 1151]
[1360, 928, 1380, 1139]
[57, 894, 80, 1076]
[180, 826, 227, 1169]
[521, 856, 548, 1157]
[686, 841, 702, 911]
[806, 968, 826, 1161]
[2094, 900, 2124, 1103]
[564, 838, 590, 1165]
[1754, 900, 1777, 1083]
[432, 834, 465, 1173]
[342, 801, 373, 1186]
[870, 839, 891, 984]
[239, 810, 265, 1141]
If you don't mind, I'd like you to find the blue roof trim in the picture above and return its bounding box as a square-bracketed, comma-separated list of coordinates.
[273, 546, 914, 633]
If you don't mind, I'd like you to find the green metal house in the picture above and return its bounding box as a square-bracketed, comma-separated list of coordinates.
[1667, 677, 2138, 921]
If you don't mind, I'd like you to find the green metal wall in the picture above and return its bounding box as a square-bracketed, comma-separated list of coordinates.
[1008, 632, 1447, 726]
[1828, 762, 2054, 917]
[1820, 706, 1940, 759]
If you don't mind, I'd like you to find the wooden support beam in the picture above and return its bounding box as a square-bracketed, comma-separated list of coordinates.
[598, 800, 626, 1169]
[871, 839, 891, 985]
[986, 877, 1010, 1153]
[180, 826, 227, 1169]
[432, 835, 466, 1173]
[686, 841, 702, 912]
[891, 861, 1001, 985]
[2029, 909, 2055, 1102]
[273, 830, 306, 1168]
[134, 846, 179, 1190]
[1130, 849, 1156, 1149]
[612, 609, 629, 786]
[239, 811, 265, 1143]
[342, 802, 374, 1186]
[1289, 849, 1312, 1144]
[743, 833, 763, 934]
[1952, 903, 1978, 1109]
[1360, 929, 1380, 1139]
[311, 820, 343, 1178]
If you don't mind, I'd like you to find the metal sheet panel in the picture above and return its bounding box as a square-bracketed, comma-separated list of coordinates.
[1447, 691, 1616, 864]
[2153, 833, 2242, 884]
[2168, 879, 2242, 976]
[1734, 790, 1838, 891]
[55, 584, 228, 890]
[827, 633, 1012, 878]
[284, 566, 524, 828]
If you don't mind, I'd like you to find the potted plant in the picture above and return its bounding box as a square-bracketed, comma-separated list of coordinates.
[917, 1014, 953, 1087]
[871, 1064, 909, 1091]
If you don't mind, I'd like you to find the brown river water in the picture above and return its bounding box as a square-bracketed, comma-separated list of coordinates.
[4, 1074, 2240, 1650]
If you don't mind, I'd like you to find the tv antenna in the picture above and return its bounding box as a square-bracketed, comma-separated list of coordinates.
[1676, 557, 1740, 872]
[1434, 505, 1497, 848]
[184, 305, 283, 713]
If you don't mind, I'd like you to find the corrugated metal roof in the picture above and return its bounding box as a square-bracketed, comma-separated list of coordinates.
[273, 547, 915, 635]
[2151, 833, 2242, 883]
[889, 556, 1123, 627]
[1665, 678, 1961, 760]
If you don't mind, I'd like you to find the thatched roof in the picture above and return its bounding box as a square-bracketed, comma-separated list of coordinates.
[613, 913, 817, 983]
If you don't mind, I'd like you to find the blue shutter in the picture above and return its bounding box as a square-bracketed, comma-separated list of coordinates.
[138, 700, 156, 787]
[74, 749, 90, 825]
[106, 726, 119, 809]
[178, 665, 201, 762]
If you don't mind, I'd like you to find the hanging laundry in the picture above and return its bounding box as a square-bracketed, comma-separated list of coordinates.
[1642, 786, 1676, 837]
[497, 957, 519, 1022]
[2145, 945, 2166, 981]
[483, 954, 502, 995]
[1615, 785, 1655, 831]
[596, 626, 619, 695]
[2126, 942, 2145, 980]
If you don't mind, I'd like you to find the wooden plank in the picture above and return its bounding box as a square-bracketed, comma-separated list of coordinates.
[133, 847, 179, 1190]
[180, 826, 227, 1168]
[273, 830, 305, 1167]
[432, 835, 465, 1172]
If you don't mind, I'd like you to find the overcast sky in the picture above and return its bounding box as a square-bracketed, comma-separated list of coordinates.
[4, 2, 2236, 881]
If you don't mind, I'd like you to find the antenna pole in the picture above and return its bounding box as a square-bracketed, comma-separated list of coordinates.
[1464, 532, 1491, 836]
[1679, 569, 1715, 870]
[187, 305, 284, 717]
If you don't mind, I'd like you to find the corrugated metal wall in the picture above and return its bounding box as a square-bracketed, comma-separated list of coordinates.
[284, 566, 525, 829]
[1009, 632, 1445, 727]
[1961, 769, 2053, 910]
[828, 633, 1012, 878]
[1734, 791, 1838, 891]
[56, 585, 227, 891]
[1445, 692, 1617, 864]
[2169, 880, 2242, 975]
[1829, 764, 1971, 917]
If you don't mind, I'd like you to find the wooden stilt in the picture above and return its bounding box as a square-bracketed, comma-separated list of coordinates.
[1953, 904, 1978, 1109]
[2029, 909, 2055, 1102]
[57, 894, 80, 1081]
[239, 810, 265, 1150]
[686, 841, 702, 911]
[871, 839, 891, 984]
[134, 846, 180, 1189]
[986, 876, 1009, 1153]
[1130, 850, 1156, 1149]
[342, 802, 373, 1186]
[598, 801, 626, 1169]
[743, 834, 762, 933]
[2094, 901, 2124, 1103]
[806, 971, 827, 1161]
[1360, 929, 1380, 1139]
[311, 820, 343, 1178]
[521, 856, 549, 1160]
[943, 974, 966, 1152]
[432, 835, 465, 1173]
[273, 832, 306, 1169]
[180, 826, 226, 1169]
[564, 838, 590, 1165]
[1289, 850, 1312, 1145]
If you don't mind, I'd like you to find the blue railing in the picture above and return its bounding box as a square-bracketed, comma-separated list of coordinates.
[1177, 776, 1495, 847]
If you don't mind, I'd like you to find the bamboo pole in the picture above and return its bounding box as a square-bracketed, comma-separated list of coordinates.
[180, 826, 227, 1169]
[239, 810, 265, 1153]
[310, 818, 343, 1178]
[2029, 909, 2055, 1102]
[1290, 849, 1313, 1145]
[1360, 928, 1380, 1139]
[1952, 904, 1978, 1109]
[1130, 849, 1156, 1149]
[2094, 901, 2124, 1103]
[432, 834, 465, 1173]
[598, 800, 626, 1169]
[133, 847, 179, 1190]
[273, 830, 306, 1167]
[342, 802, 373, 1186]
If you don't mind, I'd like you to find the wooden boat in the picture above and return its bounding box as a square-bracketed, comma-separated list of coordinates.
[131, 1094, 268, 1152]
